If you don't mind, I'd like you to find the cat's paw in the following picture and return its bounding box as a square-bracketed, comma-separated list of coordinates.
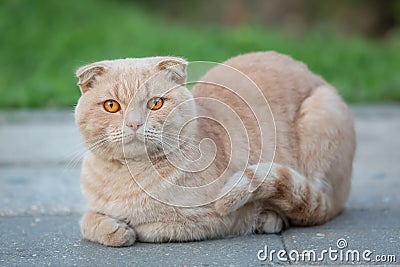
[256, 210, 284, 234]
[80, 212, 136, 247]
[99, 219, 136, 247]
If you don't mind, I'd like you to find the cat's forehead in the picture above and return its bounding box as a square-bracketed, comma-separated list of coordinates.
[109, 61, 174, 103]
[111, 57, 170, 71]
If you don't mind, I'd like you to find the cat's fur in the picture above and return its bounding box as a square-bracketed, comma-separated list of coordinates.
[75, 52, 355, 246]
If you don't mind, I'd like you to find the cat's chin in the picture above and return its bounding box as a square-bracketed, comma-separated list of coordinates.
[122, 134, 141, 145]
[121, 141, 163, 161]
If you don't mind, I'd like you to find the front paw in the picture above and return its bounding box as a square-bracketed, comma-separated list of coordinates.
[256, 210, 284, 234]
[80, 211, 136, 247]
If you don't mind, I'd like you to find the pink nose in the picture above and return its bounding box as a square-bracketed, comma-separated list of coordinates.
[127, 121, 143, 131]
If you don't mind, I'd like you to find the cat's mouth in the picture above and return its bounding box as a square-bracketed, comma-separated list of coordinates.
[122, 132, 143, 145]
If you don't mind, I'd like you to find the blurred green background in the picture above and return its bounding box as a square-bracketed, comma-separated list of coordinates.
[1, 0, 399, 108]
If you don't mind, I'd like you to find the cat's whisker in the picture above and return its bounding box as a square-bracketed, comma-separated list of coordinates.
[109, 131, 124, 137]
[157, 131, 202, 147]
[157, 137, 201, 162]
[63, 149, 86, 171]
[86, 135, 119, 155]
[140, 129, 205, 162]
[61, 133, 115, 173]
[160, 131, 204, 145]
[61, 135, 121, 176]
[160, 139, 199, 158]
[160, 135, 202, 155]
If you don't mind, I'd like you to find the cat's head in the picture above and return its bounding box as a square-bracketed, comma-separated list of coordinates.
[75, 57, 197, 161]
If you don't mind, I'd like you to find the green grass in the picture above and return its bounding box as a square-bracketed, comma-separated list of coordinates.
[1, 0, 399, 108]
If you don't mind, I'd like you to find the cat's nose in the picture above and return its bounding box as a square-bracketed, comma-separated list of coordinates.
[126, 121, 143, 131]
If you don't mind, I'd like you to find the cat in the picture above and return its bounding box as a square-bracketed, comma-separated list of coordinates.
[75, 52, 355, 247]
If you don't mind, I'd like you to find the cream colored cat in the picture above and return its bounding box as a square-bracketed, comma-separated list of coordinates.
[75, 52, 355, 247]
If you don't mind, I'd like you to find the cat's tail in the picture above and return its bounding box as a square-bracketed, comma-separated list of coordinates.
[215, 162, 343, 226]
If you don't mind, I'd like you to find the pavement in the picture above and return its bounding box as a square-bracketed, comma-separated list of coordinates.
[0, 105, 399, 266]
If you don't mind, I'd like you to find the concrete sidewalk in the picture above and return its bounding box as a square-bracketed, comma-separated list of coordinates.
[0, 106, 399, 266]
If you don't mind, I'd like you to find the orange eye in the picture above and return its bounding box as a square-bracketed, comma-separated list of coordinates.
[147, 97, 164, 110]
[103, 100, 120, 113]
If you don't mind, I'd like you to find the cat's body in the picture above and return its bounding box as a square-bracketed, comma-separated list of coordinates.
[75, 52, 355, 246]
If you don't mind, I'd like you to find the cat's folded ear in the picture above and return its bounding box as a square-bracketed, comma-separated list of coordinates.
[157, 58, 187, 84]
[76, 62, 108, 94]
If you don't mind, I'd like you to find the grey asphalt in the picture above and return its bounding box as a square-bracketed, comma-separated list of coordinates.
[0, 106, 399, 266]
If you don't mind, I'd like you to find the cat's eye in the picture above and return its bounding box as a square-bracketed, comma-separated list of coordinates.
[147, 97, 164, 110]
[103, 100, 120, 113]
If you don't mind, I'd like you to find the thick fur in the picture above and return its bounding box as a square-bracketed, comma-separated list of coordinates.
[75, 52, 355, 246]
